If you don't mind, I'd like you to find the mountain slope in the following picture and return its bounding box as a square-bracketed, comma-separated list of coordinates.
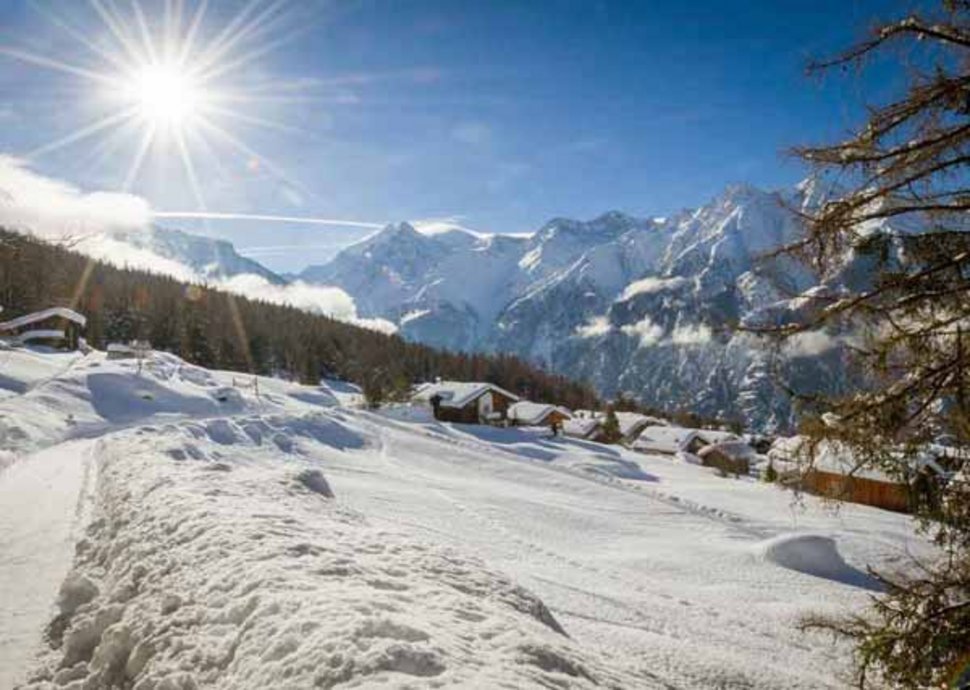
[300, 182, 872, 431]
[76, 225, 285, 284]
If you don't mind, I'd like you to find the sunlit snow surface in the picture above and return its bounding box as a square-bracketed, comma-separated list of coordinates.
[0, 346, 930, 688]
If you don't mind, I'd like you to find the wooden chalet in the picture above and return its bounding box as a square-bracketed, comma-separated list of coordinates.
[562, 417, 611, 443]
[412, 380, 519, 424]
[769, 437, 947, 514]
[0, 307, 86, 349]
[697, 441, 755, 476]
[507, 401, 572, 429]
[614, 412, 659, 445]
[632, 425, 709, 456]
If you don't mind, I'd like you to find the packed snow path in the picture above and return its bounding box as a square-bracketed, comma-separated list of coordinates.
[0, 440, 97, 689]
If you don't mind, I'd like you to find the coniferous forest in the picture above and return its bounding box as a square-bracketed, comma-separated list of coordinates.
[0, 228, 601, 410]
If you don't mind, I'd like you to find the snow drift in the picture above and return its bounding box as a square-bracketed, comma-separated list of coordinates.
[755, 533, 883, 591]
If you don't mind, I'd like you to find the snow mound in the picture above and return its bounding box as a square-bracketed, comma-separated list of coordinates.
[755, 533, 882, 590]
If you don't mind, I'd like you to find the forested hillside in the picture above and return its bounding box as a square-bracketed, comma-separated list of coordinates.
[0, 229, 599, 410]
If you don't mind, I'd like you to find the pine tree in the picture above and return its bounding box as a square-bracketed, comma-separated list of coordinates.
[601, 405, 622, 444]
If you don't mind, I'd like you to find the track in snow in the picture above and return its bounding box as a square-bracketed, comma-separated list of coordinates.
[0, 439, 97, 688]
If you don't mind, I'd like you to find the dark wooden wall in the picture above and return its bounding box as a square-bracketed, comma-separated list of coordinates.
[803, 470, 910, 513]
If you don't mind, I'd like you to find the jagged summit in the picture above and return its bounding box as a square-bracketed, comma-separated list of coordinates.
[78, 224, 286, 284]
[297, 178, 884, 431]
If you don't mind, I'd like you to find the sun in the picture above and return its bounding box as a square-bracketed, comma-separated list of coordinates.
[125, 63, 203, 128]
[0, 0, 307, 197]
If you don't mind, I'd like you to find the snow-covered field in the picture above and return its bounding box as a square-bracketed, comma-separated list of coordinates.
[0, 346, 930, 688]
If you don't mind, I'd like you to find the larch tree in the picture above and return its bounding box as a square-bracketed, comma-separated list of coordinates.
[765, 2, 970, 686]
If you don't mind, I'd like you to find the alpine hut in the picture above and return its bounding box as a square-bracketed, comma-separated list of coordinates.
[412, 380, 519, 424]
[0, 307, 86, 350]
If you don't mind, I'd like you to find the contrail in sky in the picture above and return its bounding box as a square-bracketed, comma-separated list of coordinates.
[153, 211, 385, 229]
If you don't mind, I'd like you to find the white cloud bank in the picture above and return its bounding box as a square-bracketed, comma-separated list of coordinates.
[0, 157, 395, 334]
[220, 275, 397, 334]
[0, 156, 151, 239]
[784, 330, 839, 357]
[74, 234, 200, 283]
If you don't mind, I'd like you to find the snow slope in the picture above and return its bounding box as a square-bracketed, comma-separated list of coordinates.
[0, 347, 931, 688]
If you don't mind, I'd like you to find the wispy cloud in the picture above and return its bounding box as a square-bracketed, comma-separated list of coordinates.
[621, 316, 664, 347]
[575, 315, 613, 338]
[618, 276, 690, 302]
[409, 215, 489, 237]
[785, 330, 838, 357]
[152, 211, 384, 229]
[670, 323, 712, 345]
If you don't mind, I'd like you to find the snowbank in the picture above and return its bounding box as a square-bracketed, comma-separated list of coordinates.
[20, 421, 645, 689]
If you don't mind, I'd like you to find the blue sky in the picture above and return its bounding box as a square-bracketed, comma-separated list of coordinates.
[0, 0, 919, 271]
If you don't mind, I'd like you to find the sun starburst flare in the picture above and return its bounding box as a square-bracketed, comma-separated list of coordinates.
[2, 0, 304, 202]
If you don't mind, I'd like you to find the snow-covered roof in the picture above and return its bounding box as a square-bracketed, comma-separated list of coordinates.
[571, 409, 601, 420]
[507, 401, 571, 425]
[698, 440, 756, 461]
[768, 436, 947, 483]
[0, 307, 87, 331]
[702, 429, 741, 444]
[614, 412, 653, 438]
[563, 417, 601, 438]
[107, 342, 136, 353]
[412, 380, 519, 409]
[633, 426, 706, 454]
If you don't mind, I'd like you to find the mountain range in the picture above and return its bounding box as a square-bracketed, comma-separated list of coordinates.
[297, 180, 865, 431]
[71, 179, 878, 432]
